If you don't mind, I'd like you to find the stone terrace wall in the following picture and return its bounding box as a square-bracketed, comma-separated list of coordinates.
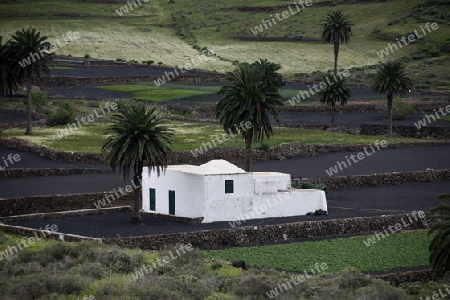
[37, 74, 227, 86]
[103, 214, 430, 250]
[0, 192, 133, 216]
[361, 124, 450, 139]
[0, 168, 105, 179]
[373, 269, 436, 286]
[305, 169, 450, 189]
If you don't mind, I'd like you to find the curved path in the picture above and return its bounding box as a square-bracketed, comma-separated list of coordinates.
[0, 145, 449, 198]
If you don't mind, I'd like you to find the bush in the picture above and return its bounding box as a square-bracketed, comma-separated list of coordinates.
[116, 58, 126, 62]
[5, 275, 49, 299]
[90, 245, 145, 273]
[84, 54, 90, 59]
[47, 102, 78, 126]
[142, 60, 154, 65]
[158, 61, 164, 65]
[44, 274, 89, 295]
[292, 180, 328, 192]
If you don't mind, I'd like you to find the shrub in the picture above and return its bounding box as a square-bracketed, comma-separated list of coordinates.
[143, 60, 154, 65]
[47, 102, 78, 126]
[84, 54, 90, 59]
[71, 261, 108, 279]
[158, 61, 163, 65]
[257, 143, 270, 151]
[91, 246, 145, 273]
[44, 274, 89, 295]
[5, 275, 49, 299]
[116, 58, 126, 62]
[292, 180, 328, 192]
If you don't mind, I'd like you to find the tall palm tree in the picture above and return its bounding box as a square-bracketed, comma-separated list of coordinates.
[8, 28, 53, 135]
[321, 10, 354, 75]
[0, 36, 20, 137]
[102, 102, 174, 224]
[0, 36, 20, 98]
[429, 194, 450, 278]
[372, 61, 412, 136]
[317, 76, 352, 124]
[216, 63, 284, 172]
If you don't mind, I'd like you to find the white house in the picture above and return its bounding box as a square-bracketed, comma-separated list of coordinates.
[142, 160, 327, 223]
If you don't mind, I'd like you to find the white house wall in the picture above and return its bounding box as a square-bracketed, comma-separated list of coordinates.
[142, 167, 204, 218]
[202, 173, 254, 223]
[252, 189, 328, 219]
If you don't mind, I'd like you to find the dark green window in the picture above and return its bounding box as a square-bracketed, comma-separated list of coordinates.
[149, 188, 156, 211]
[225, 180, 234, 194]
[169, 190, 175, 215]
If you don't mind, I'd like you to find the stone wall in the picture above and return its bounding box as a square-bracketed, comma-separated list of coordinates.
[103, 214, 430, 250]
[360, 124, 450, 139]
[37, 74, 227, 86]
[0, 168, 105, 179]
[373, 269, 436, 286]
[305, 169, 450, 189]
[0, 192, 133, 216]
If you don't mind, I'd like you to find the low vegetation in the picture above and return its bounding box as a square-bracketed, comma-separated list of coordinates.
[0, 231, 447, 299]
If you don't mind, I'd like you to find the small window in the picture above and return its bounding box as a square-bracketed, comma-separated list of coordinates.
[149, 188, 156, 211]
[225, 180, 234, 194]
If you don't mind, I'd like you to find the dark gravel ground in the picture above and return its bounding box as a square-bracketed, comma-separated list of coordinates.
[7, 181, 448, 238]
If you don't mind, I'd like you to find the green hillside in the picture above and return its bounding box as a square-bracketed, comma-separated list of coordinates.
[0, 0, 448, 81]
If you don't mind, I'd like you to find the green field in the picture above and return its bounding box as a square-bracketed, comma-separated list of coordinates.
[204, 231, 432, 273]
[0, 0, 448, 79]
[2, 121, 434, 153]
[98, 83, 324, 103]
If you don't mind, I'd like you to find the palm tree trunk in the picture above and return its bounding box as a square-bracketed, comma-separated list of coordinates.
[25, 76, 32, 135]
[331, 107, 336, 125]
[387, 93, 393, 136]
[131, 167, 143, 224]
[244, 134, 252, 172]
[334, 41, 339, 75]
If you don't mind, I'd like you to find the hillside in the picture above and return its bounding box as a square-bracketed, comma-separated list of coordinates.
[0, 0, 449, 88]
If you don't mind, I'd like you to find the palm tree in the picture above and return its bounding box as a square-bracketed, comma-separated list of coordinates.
[0, 36, 20, 98]
[8, 28, 53, 135]
[372, 61, 412, 136]
[216, 63, 284, 172]
[251, 58, 285, 89]
[321, 10, 354, 75]
[0, 36, 20, 136]
[317, 76, 352, 124]
[102, 102, 174, 224]
[429, 194, 450, 278]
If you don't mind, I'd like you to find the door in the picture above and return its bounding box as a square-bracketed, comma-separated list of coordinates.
[149, 188, 156, 211]
[169, 190, 175, 215]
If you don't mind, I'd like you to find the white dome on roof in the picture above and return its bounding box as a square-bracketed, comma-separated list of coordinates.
[198, 159, 246, 174]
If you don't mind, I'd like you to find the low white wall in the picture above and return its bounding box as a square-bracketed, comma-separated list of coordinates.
[202, 173, 254, 223]
[252, 189, 327, 219]
[254, 173, 291, 193]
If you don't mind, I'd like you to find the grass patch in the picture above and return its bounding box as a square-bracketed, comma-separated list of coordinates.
[204, 231, 432, 273]
[98, 84, 218, 102]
